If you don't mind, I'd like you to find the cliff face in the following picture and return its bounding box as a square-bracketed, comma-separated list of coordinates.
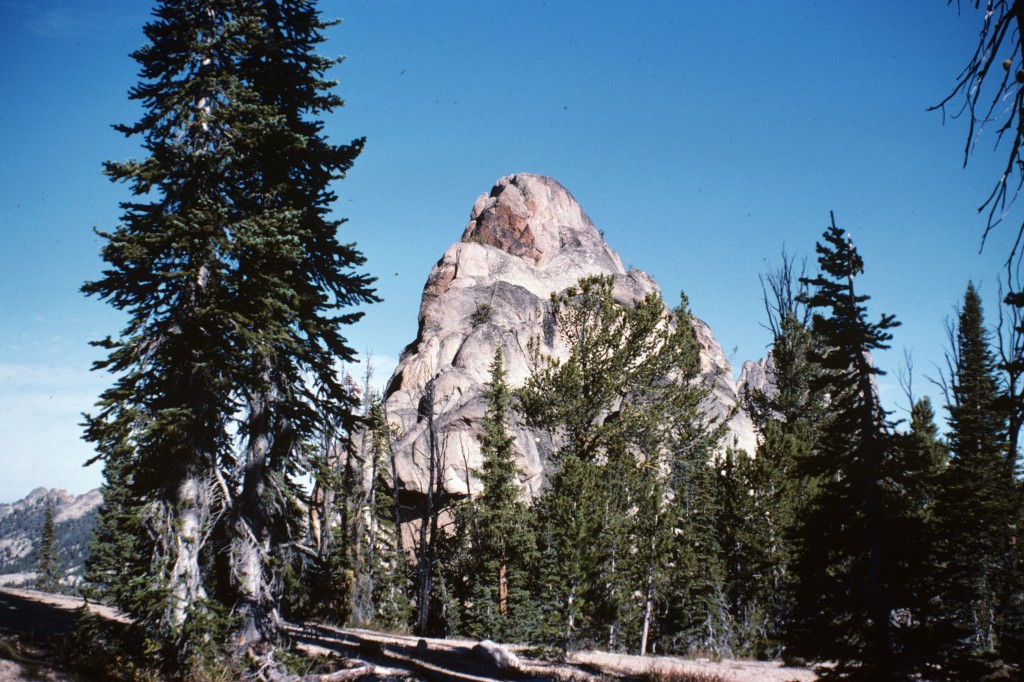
[0, 488, 101, 586]
[382, 174, 756, 505]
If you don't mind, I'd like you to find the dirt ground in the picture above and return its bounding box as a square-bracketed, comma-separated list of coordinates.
[0, 586, 820, 681]
[288, 623, 819, 681]
[570, 649, 817, 682]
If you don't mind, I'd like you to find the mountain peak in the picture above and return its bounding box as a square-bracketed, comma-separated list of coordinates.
[383, 175, 755, 504]
[462, 174, 606, 267]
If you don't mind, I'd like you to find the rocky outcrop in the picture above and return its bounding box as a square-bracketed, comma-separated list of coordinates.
[0, 488, 101, 586]
[737, 358, 772, 404]
[382, 174, 756, 505]
[0, 488, 100, 524]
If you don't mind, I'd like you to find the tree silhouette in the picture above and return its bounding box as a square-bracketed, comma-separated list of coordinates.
[35, 499, 60, 593]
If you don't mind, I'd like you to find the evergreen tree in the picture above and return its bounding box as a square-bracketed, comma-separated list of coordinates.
[736, 253, 827, 657]
[295, 454, 355, 626]
[518, 275, 722, 653]
[304, 375, 364, 624]
[934, 283, 1018, 678]
[789, 214, 924, 680]
[462, 345, 537, 642]
[901, 397, 947, 520]
[715, 447, 774, 657]
[35, 499, 61, 593]
[661, 434, 730, 657]
[894, 396, 948, 670]
[82, 0, 374, 664]
[83, 448, 151, 615]
[359, 395, 412, 631]
[529, 452, 605, 647]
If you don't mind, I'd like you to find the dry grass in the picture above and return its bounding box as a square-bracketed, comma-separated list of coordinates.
[635, 669, 731, 682]
[570, 649, 817, 682]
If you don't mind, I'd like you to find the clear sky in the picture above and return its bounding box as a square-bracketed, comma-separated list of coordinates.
[0, 1, 1015, 502]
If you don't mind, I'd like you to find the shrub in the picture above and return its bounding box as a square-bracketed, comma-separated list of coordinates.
[471, 303, 494, 327]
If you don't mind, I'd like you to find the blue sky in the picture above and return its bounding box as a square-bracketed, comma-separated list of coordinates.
[0, 1, 1014, 502]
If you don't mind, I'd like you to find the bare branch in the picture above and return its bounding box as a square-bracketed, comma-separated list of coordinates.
[940, 1, 1024, 257]
[758, 248, 810, 340]
[898, 348, 916, 413]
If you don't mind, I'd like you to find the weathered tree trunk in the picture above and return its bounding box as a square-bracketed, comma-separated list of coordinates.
[498, 557, 508, 617]
[415, 512, 433, 633]
[639, 532, 657, 656]
[416, 385, 436, 635]
[351, 451, 376, 624]
[232, 387, 286, 649]
[415, 379, 446, 635]
[383, 401, 406, 562]
[565, 580, 577, 645]
[167, 472, 212, 629]
[166, 265, 217, 633]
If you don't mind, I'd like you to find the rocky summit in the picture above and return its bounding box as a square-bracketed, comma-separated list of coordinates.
[0, 488, 101, 587]
[382, 173, 756, 507]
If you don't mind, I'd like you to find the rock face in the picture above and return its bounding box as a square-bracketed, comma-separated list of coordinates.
[382, 174, 756, 506]
[737, 357, 773, 404]
[0, 488, 101, 587]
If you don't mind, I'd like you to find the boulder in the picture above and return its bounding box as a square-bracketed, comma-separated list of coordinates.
[472, 639, 521, 671]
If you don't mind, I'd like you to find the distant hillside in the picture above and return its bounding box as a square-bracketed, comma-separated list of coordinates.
[0, 487, 101, 589]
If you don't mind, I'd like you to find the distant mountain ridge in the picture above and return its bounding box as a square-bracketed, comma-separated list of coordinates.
[0, 487, 101, 588]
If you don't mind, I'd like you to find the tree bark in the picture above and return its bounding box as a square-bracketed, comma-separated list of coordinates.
[415, 379, 447, 635]
[167, 472, 211, 629]
[233, 386, 286, 648]
[639, 530, 657, 656]
[498, 558, 508, 618]
[415, 382, 435, 635]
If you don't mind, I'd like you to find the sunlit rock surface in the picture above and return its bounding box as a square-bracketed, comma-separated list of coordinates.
[383, 174, 757, 505]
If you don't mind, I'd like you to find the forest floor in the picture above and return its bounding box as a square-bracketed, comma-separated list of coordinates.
[0, 586, 819, 681]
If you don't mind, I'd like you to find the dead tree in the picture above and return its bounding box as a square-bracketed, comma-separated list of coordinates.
[937, 0, 1024, 257]
[414, 378, 451, 635]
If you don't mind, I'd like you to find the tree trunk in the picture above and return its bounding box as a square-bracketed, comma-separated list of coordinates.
[565, 580, 577, 645]
[412, 380, 451, 635]
[383, 401, 406, 562]
[416, 380, 440, 635]
[498, 558, 508, 617]
[416, 516, 433, 634]
[167, 472, 211, 629]
[166, 265, 216, 631]
[232, 388, 285, 649]
[639, 535, 657, 656]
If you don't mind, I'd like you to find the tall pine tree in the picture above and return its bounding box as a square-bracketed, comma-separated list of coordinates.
[934, 282, 1018, 678]
[735, 253, 827, 657]
[355, 394, 412, 631]
[83, 0, 374, 664]
[35, 498, 61, 593]
[892, 396, 947, 671]
[461, 345, 537, 642]
[790, 214, 925, 680]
